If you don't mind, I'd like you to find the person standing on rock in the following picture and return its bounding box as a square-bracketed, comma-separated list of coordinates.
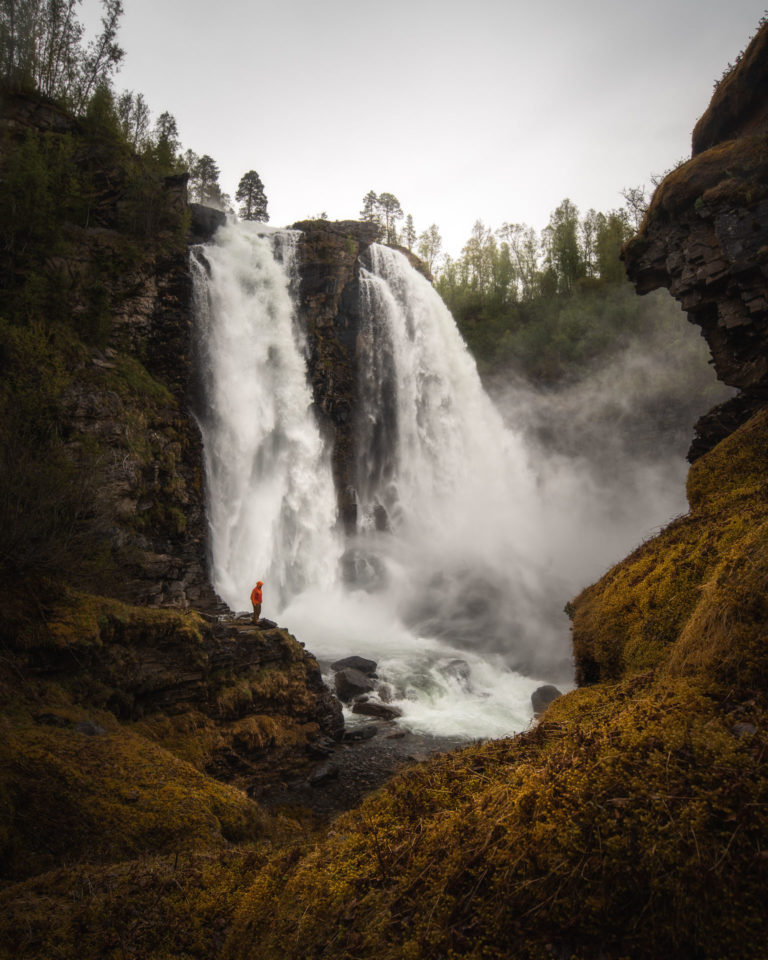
[251, 581, 264, 624]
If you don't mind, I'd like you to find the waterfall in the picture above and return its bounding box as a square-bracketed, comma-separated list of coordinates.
[192, 229, 699, 739]
[191, 221, 340, 612]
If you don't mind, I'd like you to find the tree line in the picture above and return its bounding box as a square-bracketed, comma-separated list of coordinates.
[359, 190, 443, 272]
[429, 197, 659, 383]
[1, 1, 269, 222]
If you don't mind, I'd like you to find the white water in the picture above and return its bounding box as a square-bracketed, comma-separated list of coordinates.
[192, 227, 698, 739]
[191, 222, 339, 610]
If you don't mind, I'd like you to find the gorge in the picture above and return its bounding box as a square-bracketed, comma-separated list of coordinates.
[2, 16, 768, 960]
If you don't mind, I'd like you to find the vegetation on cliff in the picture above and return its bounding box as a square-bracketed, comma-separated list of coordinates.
[216, 400, 768, 960]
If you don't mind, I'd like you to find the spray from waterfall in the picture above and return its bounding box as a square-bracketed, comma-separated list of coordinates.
[191, 222, 340, 612]
[192, 228, 719, 739]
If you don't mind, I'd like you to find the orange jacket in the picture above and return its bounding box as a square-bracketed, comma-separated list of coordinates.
[251, 582, 263, 605]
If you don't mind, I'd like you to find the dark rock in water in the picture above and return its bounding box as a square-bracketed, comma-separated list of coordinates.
[257, 617, 278, 629]
[531, 685, 562, 716]
[306, 736, 337, 759]
[352, 699, 402, 721]
[439, 659, 472, 690]
[75, 721, 107, 736]
[342, 724, 379, 742]
[334, 667, 375, 702]
[331, 655, 377, 676]
[189, 202, 226, 243]
[308, 762, 339, 786]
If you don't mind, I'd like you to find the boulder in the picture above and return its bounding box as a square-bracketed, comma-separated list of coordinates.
[334, 667, 375, 702]
[342, 724, 378, 742]
[531, 684, 562, 716]
[189, 202, 226, 243]
[352, 699, 402, 721]
[439, 659, 472, 690]
[308, 762, 339, 786]
[331, 655, 377, 676]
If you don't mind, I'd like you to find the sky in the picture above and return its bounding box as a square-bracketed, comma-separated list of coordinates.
[81, 0, 766, 258]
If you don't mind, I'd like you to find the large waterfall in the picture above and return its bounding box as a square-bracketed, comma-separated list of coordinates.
[191, 224, 340, 610]
[192, 222, 696, 738]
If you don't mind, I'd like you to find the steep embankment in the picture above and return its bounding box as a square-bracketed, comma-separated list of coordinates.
[215, 27, 768, 960]
[0, 91, 344, 955]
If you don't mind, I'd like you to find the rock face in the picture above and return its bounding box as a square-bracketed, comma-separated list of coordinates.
[292, 220, 429, 533]
[291, 220, 380, 532]
[0, 92, 217, 609]
[623, 25, 768, 457]
[18, 594, 343, 783]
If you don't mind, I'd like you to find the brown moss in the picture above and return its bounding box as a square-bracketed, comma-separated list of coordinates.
[223, 678, 768, 960]
[572, 407, 768, 685]
[0, 709, 267, 881]
[645, 135, 768, 224]
[0, 848, 269, 960]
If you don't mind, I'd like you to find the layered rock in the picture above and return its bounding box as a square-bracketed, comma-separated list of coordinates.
[291, 220, 429, 532]
[623, 24, 768, 457]
[0, 91, 215, 608]
[10, 593, 342, 789]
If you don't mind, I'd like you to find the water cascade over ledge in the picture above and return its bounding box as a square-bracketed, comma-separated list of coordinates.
[192, 224, 698, 738]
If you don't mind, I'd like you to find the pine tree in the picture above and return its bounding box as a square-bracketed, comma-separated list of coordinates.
[190, 154, 221, 206]
[360, 190, 379, 222]
[235, 170, 269, 221]
[403, 214, 416, 251]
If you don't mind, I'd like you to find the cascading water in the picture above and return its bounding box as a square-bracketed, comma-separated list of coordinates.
[191, 222, 340, 611]
[193, 229, 699, 739]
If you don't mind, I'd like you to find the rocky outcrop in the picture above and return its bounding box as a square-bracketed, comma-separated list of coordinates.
[292, 220, 430, 533]
[291, 220, 380, 532]
[0, 92, 216, 608]
[12, 593, 342, 784]
[623, 24, 768, 458]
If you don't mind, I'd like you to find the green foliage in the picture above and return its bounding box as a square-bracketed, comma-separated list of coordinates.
[436, 200, 649, 383]
[0, 0, 124, 110]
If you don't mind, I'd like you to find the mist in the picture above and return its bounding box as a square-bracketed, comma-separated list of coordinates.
[195, 226, 731, 739]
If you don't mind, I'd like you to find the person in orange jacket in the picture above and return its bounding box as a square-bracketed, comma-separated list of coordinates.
[251, 581, 263, 624]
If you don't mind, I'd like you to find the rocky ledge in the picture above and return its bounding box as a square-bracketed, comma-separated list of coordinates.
[623, 24, 768, 458]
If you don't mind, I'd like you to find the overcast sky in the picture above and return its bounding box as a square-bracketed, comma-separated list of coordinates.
[82, 0, 765, 257]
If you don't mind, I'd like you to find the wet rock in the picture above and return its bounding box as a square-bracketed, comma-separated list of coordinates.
[308, 762, 339, 786]
[257, 618, 278, 629]
[439, 659, 472, 690]
[531, 685, 563, 716]
[334, 667, 375, 702]
[189, 202, 226, 243]
[331, 655, 377, 675]
[352, 699, 403, 721]
[306, 736, 337, 759]
[342, 724, 378, 742]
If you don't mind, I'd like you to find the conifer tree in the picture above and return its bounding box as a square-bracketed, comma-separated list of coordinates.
[235, 170, 269, 222]
[377, 192, 403, 244]
[403, 214, 416, 251]
[360, 190, 379, 222]
[190, 154, 222, 206]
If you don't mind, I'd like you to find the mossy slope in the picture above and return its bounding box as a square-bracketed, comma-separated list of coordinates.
[221, 408, 768, 960]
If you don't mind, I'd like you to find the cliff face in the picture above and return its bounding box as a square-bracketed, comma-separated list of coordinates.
[623, 27, 768, 457]
[0, 92, 218, 609]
